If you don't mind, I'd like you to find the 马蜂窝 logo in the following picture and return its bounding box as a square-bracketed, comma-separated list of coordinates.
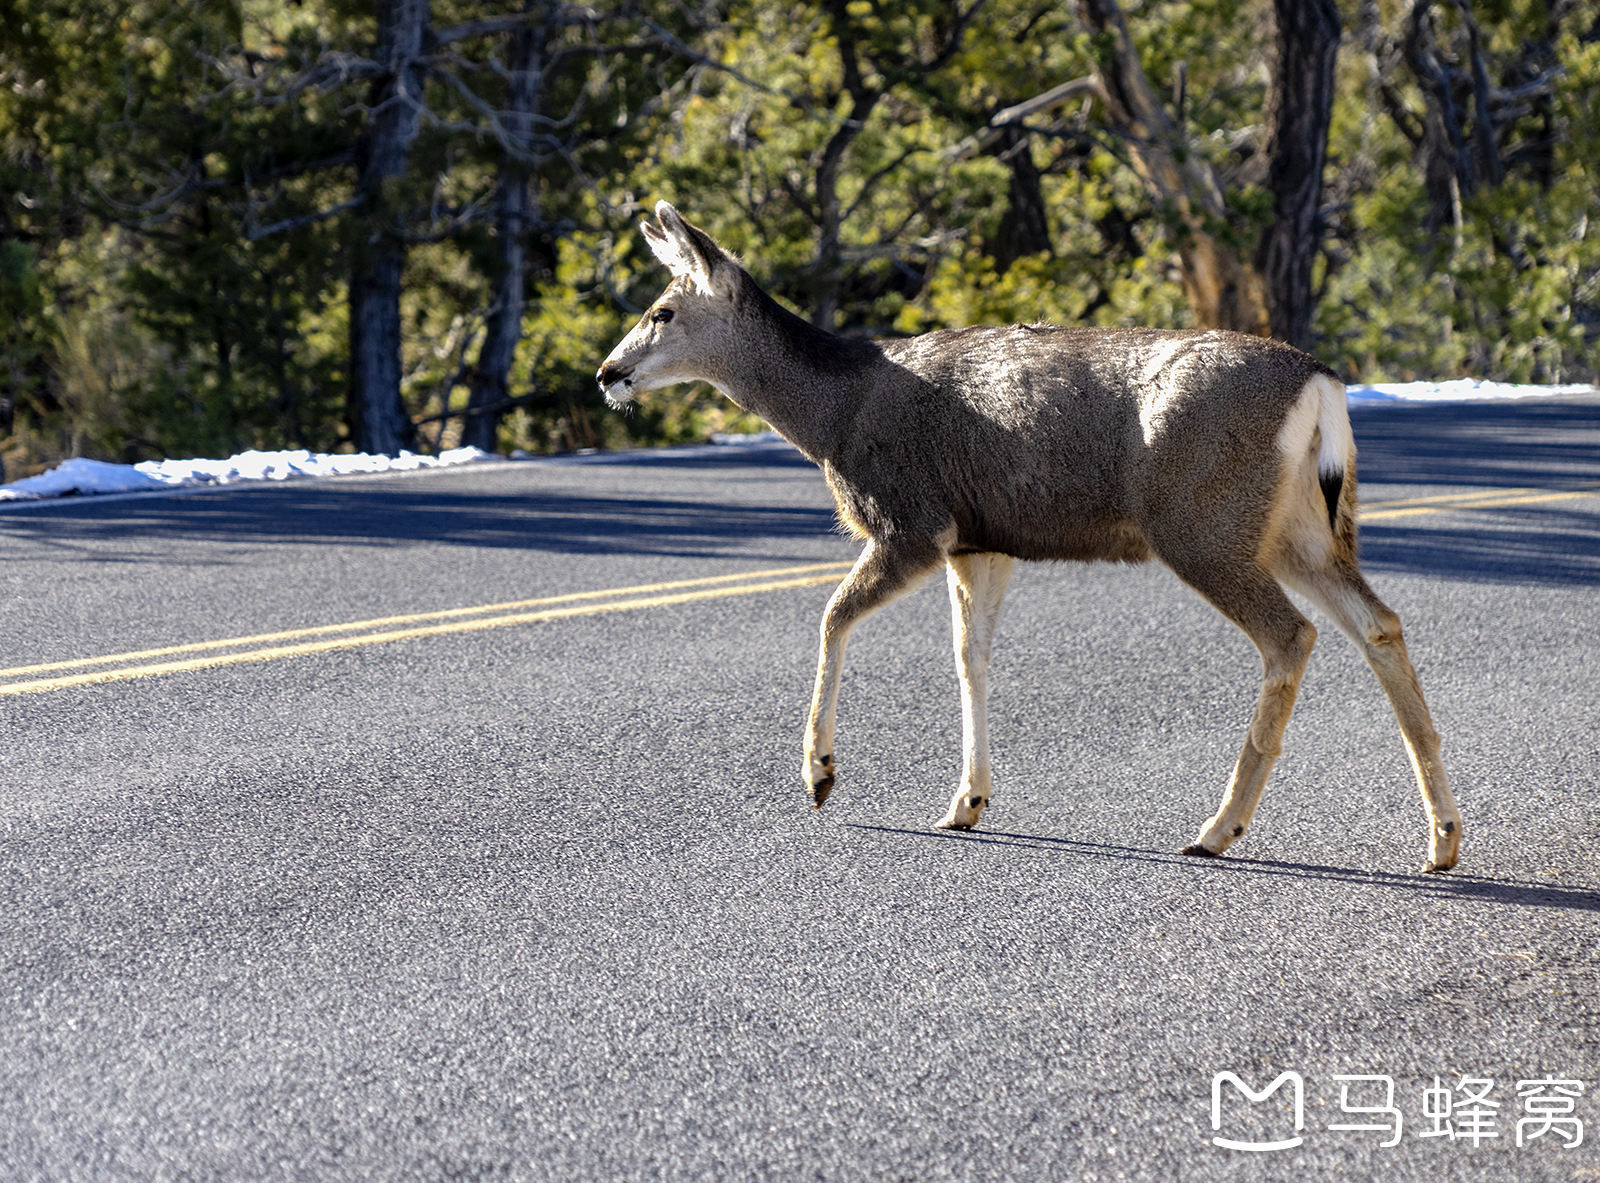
[1211, 1071, 1305, 1151]
[1209, 1070, 1585, 1153]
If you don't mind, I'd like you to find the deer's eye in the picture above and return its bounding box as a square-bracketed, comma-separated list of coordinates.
[651, 308, 675, 325]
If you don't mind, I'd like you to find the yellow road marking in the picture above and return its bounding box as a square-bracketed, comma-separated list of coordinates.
[1, 561, 854, 680]
[1363, 487, 1549, 509]
[6, 482, 1597, 698]
[1360, 485, 1599, 521]
[0, 564, 852, 698]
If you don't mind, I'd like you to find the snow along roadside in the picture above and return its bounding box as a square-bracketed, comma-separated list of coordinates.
[0, 446, 498, 504]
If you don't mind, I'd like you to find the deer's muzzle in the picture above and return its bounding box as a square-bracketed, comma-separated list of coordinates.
[596, 361, 634, 389]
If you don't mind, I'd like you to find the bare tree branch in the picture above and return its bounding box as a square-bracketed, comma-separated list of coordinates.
[245, 196, 364, 241]
[1078, 0, 1269, 333]
[397, 192, 496, 243]
[1452, 0, 1504, 186]
[943, 75, 1102, 160]
[991, 76, 1101, 127]
[636, 18, 818, 117]
[842, 144, 929, 223]
[432, 6, 601, 47]
[412, 390, 543, 428]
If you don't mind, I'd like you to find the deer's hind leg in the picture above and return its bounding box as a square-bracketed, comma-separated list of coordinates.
[1166, 563, 1319, 859]
[935, 552, 1017, 830]
[1279, 558, 1461, 872]
[806, 536, 945, 809]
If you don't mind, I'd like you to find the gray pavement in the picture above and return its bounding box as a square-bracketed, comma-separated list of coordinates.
[1, 397, 1598, 1181]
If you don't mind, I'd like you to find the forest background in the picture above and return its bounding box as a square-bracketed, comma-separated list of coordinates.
[1, 0, 1596, 479]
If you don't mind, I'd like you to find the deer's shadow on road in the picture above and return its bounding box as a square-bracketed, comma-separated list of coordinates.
[847, 823, 1600, 915]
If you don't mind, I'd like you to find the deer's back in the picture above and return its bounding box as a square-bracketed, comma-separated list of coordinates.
[832, 325, 1339, 563]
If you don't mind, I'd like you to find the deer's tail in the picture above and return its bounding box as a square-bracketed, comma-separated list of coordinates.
[1311, 373, 1354, 535]
[1276, 371, 1357, 560]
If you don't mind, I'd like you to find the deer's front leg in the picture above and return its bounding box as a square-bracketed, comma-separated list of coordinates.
[935, 553, 1016, 830]
[805, 537, 942, 809]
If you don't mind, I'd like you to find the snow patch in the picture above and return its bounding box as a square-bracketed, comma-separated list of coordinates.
[709, 430, 789, 446]
[1345, 379, 1597, 406]
[0, 446, 496, 503]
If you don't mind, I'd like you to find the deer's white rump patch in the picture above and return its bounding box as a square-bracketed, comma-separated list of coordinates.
[1276, 371, 1354, 479]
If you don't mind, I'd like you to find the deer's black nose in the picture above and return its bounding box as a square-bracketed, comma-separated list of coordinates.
[596, 362, 634, 388]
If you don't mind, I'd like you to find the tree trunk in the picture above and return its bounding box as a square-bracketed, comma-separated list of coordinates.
[808, 0, 881, 331]
[348, 0, 429, 456]
[989, 127, 1052, 274]
[462, 15, 544, 454]
[1255, 0, 1341, 350]
[1078, 0, 1270, 336]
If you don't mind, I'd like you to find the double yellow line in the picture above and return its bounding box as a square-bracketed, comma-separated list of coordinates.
[5, 483, 1596, 699]
[0, 561, 853, 699]
[1359, 484, 1600, 521]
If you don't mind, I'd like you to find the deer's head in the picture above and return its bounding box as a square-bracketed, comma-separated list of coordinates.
[597, 203, 743, 407]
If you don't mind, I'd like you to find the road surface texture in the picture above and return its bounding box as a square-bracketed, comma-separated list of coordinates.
[2, 396, 1598, 1181]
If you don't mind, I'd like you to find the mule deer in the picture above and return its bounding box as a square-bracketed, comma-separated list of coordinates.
[598, 203, 1461, 872]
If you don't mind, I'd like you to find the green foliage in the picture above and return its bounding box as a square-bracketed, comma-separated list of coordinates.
[631, 0, 1194, 344]
[1316, 0, 1600, 382]
[1, 0, 1596, 480]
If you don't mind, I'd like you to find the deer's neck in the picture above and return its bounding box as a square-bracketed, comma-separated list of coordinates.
[711, 284, 881, 464]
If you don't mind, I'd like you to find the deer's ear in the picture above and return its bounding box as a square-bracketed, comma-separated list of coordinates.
[646, 202, 737, 298]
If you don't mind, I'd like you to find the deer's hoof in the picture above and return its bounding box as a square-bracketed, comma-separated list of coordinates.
[1421, 849, 1458, 874]
[804, 753, 834, 809]
[1423, 818, 1461, 873]
[809, 775, 835, 810]
[935, 794, 987, 830]
[1180, 843, 1220, 858]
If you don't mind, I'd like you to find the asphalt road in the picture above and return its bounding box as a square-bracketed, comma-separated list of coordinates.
[2, 397, 1599, 1182]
